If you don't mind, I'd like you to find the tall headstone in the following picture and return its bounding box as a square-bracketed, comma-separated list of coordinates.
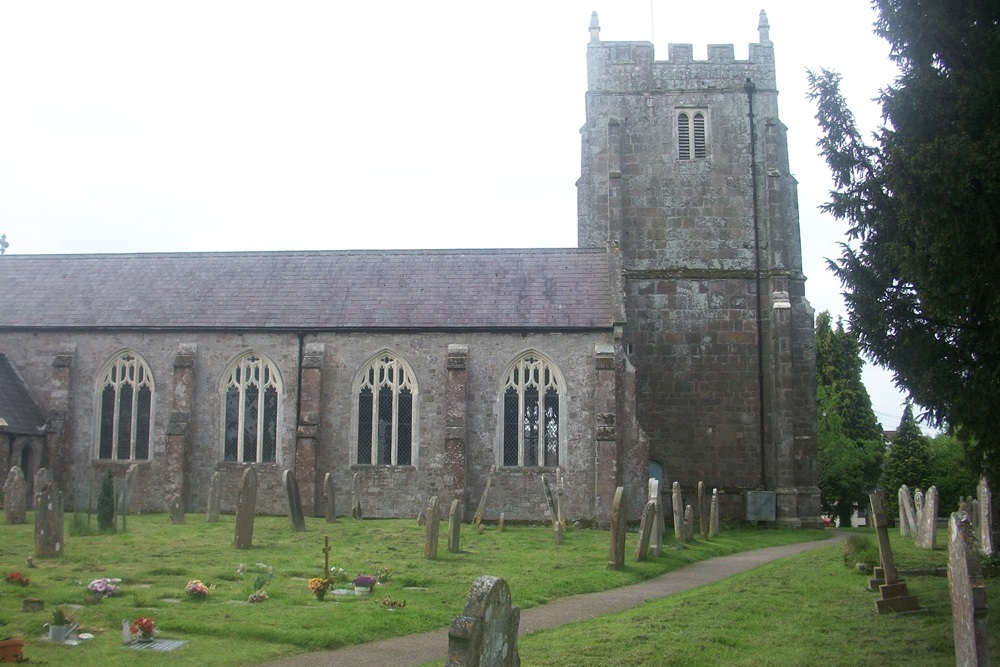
[555, 468, 565, 531]
[683, 504, 694, 542]
[697, 481, 707, 539]
[897, 486, 910, 537]
[979, 476, 994, 557]
[34, 482, 64, 558]
[121, 463, 139, 515]
[448, 499, 462, 554]
[473, 466, 495, 527]
[607, 486, 626, 570]
[3, 466, 27, 525]
[916, 485, 939, 550]
[541, 475, 562, 544]
[869, 490, 920, 614]
[283, 469, 306, 532]
[446, 576, 520, 667]
[206, 471, 222, 522]
[323, 472, 336, 523]
[648, 478, 663, 556]
[900, 485, 918, 540]
[34, 467, 53, 492]
[425, 496, 441, 560]
[168, 493, 185, 524]
[351, 472, 362, 520]
[634, 500, 656, 562]
[710, 488, 720, 537]
[947, 511, 991, 667]
[671, 482, 683, 540]
[233, 467, 258, 550]
[914, 488, 925, 537]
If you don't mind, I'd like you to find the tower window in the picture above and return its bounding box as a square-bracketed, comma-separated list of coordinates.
[677, 109, 708, 160]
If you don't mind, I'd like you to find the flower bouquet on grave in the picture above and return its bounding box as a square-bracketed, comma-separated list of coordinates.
[352, 575, 376, 595]
[3, 571, 30, 587]
[186, 579, 212, 599]
[308, 577, 332, 601]
[129, 616, 157, 642]
[87, 577, 122, 598]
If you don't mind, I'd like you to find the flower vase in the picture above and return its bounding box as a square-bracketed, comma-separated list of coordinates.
[315, 589, 327, 601]
[354, 585, 371, 595]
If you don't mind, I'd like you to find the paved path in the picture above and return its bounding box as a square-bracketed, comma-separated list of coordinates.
[263, 534, 843, 667]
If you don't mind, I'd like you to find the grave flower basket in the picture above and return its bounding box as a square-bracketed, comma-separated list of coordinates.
[352, 575, 376, 595]
[129, 616, 157, 642]
[308, 577, 332, 601]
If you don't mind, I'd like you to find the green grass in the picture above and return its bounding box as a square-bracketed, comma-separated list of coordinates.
[514, 527, 1000, 666]
[0, 513, 825, 666]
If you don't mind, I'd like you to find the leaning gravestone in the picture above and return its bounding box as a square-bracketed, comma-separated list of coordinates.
[916, 486, 939, 550]
[449, 499, 462, 553]
[648, 478, 663, 556]
[979, 476, 994, 557]
[168, 493, 185, 524]
[283, 469, 306, 532]
[900, 485, 918, 540]
[541, 475, 562, 545]
[897, 486, 911, 537]
[710, 488, 720, 537]
[697, 481, 707, 539]
[4, 466, 27, 524]
[607, 486, 627, 570]
[446, 575, 520, 667]
[634, 499, 656, 562]
[869, 489, 920, 614]
[473, 466, 495, 527]
[34, 482, 64, 558]
[947, 511, 991, 667]
[233, 467, 258, 550]
[351, 473, 362, 520]
[323, 472, 336, 523]
[425, 496, 441, 560]
[206, 471, 222, 522]
[672, 482, 683, 540]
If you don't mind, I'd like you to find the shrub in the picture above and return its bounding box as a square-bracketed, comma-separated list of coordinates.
[96, 470, 116, 533]
[843, 534, 880, 570]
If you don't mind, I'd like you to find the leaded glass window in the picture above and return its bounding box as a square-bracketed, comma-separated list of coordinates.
[222, 353, 280, 463]
[500, 353, 561, 467]
[97, 352, 153, 460]
[355, 353, 416, 466]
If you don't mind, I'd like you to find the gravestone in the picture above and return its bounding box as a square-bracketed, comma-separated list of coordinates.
[900, 485, 918, 540]
[959, 496, 973, 516]
[710, 488, 720, 537]
[648, 478, 663, 556]
[683, 504, 694, 542]
[541, 475, 562, 545]
[323, 472, 336, 523]
[233, 467, 258, 550]
[697, 481, 707, 538]
[672, 482, 683, 540]
[914, 488, 925, 538]
[979, 476, 994, 557]
[446, 575, 520, 667]
[34, 482, 64, 558]
[168, 493, 185, 524]
[607, 486, 626, 570]
[425, 496, 441, 560]
[897, 486, 910, 537]
[973, 498, 981, 530]
[947, 511, 991, 667]
[121, 463, 139, 517]
[448, 499, 462, 554]
[498, 513, 505, 533]
[869, 490, 920, 614]
[916, 486, 939, 550]
[4, 466, 27, 524]
[283, 469, 306, 532]
[34, 467, 53, 491]
[634, 499, 656, 561]
[473, 466, 495, 527]
[555, 469, 565, 531]
[206, 471, 222, 522]
[351, 472, 363, 520]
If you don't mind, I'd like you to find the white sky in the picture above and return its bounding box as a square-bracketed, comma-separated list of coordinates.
[0, 1, 916, 431]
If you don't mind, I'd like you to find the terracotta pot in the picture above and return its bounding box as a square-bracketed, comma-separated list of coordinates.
[0, 638, 25, 663]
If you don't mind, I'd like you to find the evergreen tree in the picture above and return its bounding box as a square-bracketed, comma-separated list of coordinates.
[808, 1, 1000, 487]
[881, 404, 932, 517]
[927, 433, 980, 516]
[97, 470, 116, 533]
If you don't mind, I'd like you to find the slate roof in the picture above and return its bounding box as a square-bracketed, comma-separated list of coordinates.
[0, 354, 46, 435]
[0, 249, 613, 331]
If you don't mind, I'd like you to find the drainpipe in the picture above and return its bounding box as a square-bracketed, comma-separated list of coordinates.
[744, 77, 767, 490]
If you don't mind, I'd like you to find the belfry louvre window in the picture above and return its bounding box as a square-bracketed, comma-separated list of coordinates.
[356, 353, 416, 466]
[677, 110, 707, 160]
[501, 353, 561, 467]
[97, 352, 153, 460]
[223, 353, 280, 463]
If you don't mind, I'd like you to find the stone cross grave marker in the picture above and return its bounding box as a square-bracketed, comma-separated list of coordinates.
[425, 496, 441, 560]
[869, 489, 920, 614]
[710, 488, 720, 537]
[168, 493, 185, 524]
[607, 486, 627, 570]
[233, 466, 258, 550]
[206, 471, 222, 522]
[697, 481, 707, 539]
[947, 511, 991, 667]
[449, 499, 462, 553]
[283, 469, 306, 532]
[473, 466, 495, 527]
[323, 472, 336, 523]
[323, 535, 332, 580]
[648, 478, 663, 556]
[635, 499, 656, 562]
[4, 466, 27, 525]
[34, 481, 63, 558]
[446, 575, 520, 667]
[916, 486, 939, 550]
[979, 476, 994, 557]
[683, 504, 694, 542]
[351, 472, 362, 520]
[672, 482, 683, 540]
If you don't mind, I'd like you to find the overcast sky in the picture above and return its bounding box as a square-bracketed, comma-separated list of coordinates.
[0, 1, 918, 431]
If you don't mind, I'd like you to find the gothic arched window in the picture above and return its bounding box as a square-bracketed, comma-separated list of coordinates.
[96, 351, 154, 460]
[355, 352, 416, 466]
[500, 352, 562, 467]
[222, 352, 281, 463]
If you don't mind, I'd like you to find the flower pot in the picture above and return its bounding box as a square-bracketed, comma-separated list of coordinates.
[314, 589, 327, 601]
[0, 638, 25, 663]
[354, 586, 371, 595]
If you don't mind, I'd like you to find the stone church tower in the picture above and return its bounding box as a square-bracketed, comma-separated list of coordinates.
[578, 12, 821, 526]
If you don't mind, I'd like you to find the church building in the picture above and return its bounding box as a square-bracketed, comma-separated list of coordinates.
[0, 12, 820, 527]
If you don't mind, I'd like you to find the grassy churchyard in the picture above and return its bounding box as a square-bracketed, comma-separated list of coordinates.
[0, 515, 996, 666]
